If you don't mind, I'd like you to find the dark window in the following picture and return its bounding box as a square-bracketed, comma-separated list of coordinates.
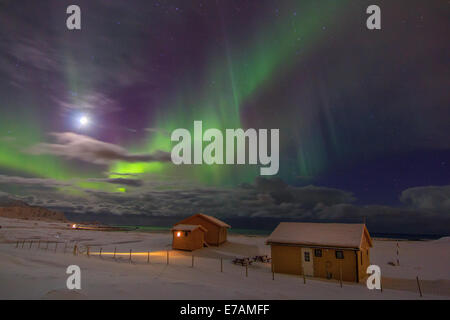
[335, 250, 344, 259]
[304, 252, 310, 262]
[185, 231, 189, 237]
[314, 249, 322, 257]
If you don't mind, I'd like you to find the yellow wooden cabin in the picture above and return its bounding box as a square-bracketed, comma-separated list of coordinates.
[171, 224, 207, 251]
[266, 222, 372, 283]
[174, 213, 231, 246]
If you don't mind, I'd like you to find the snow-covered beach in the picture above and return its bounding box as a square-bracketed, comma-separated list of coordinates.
[0, 217, 448, 299]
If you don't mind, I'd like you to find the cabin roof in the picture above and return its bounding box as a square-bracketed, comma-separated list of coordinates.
[266, 222, 372, 249]
[171, 224, 207, 232]
[177, 213, 231, 228]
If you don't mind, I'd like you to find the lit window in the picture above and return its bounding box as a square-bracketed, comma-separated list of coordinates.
[176, 231, 181, 237]
[335, 250, 344, 259]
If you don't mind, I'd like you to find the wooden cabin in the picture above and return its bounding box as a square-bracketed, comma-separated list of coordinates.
[266, 222, 372, 283]
[174, 213, 231, 246]
[171, 224, 207, 251]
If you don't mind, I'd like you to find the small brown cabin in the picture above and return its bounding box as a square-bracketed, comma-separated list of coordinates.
[175, 213, 231, 246]
[171, 224, 207, 251]
[266, 222, 372, 283]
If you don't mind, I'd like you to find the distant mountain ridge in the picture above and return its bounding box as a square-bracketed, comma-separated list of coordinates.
[0, 199, 30, 207]
[0, 200, 67, 222]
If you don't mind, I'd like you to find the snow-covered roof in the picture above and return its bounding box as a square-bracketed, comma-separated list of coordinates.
[266, 222, 371, 249]
[171, 224, 207, 232]
[196, 213, 231, 228]
[177, 213, 231, 228]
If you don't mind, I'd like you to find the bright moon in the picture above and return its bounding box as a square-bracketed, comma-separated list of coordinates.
[79, 116, 89, 126]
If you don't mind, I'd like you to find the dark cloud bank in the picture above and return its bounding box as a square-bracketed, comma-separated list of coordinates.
[1, 176, 448, 236]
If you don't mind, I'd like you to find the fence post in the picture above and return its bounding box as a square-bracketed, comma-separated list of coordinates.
[416, 276, 423, 297]
[29, 241, 33, 249]
[22, 240, 25, 249]
[272, 263, 275, 280]
[100, 248, 102, 258]
[245, 264, 248, 277]
[16, 241, 19, 248]
[220, 258, 223, 273]
[73, 245, 77, 256]
[167, 250, 169, 265]
[114, 247, 116, 259]
[54, 242, 58, 253]
[129, 249, 132, 263]
[302, 266, 306, 284]
[87, 246, 90, 257]
[147, 251, 150, 264]
[396, 242, 400, 266]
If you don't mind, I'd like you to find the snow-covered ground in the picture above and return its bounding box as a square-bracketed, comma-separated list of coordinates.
[0, 217, 448, 299]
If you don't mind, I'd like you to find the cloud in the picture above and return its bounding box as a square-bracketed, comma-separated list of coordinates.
[0, 174, 143, 199]
[106, 172, 140, 177]
[246, 177, 355, 207]
[400, 185, 450, 212]
[0, 191, 11, 200]
[28, 132, 172, 165]
[86, 178, 143, 187]
[0, 175, 71, 188]
[54, 177, 356, 219]
[1, 173, 448, 234]
[56, 93, 122, 114]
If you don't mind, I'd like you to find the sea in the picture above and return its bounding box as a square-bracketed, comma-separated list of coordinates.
[113, 225, 447, 240]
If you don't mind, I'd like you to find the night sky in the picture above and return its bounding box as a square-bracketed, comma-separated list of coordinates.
[0, 0, 449, 234]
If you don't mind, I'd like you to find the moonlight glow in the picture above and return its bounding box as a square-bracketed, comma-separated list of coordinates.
[79, 115, 89, 127]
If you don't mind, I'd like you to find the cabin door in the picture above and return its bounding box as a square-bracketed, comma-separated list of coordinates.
[301, 248, 314, 276]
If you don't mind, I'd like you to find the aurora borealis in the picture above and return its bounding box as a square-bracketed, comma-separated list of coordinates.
[0, 0, 448, 234]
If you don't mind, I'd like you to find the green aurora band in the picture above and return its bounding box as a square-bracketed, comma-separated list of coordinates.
[110, 2, 345, 186]
[0, 2, 346, 193]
